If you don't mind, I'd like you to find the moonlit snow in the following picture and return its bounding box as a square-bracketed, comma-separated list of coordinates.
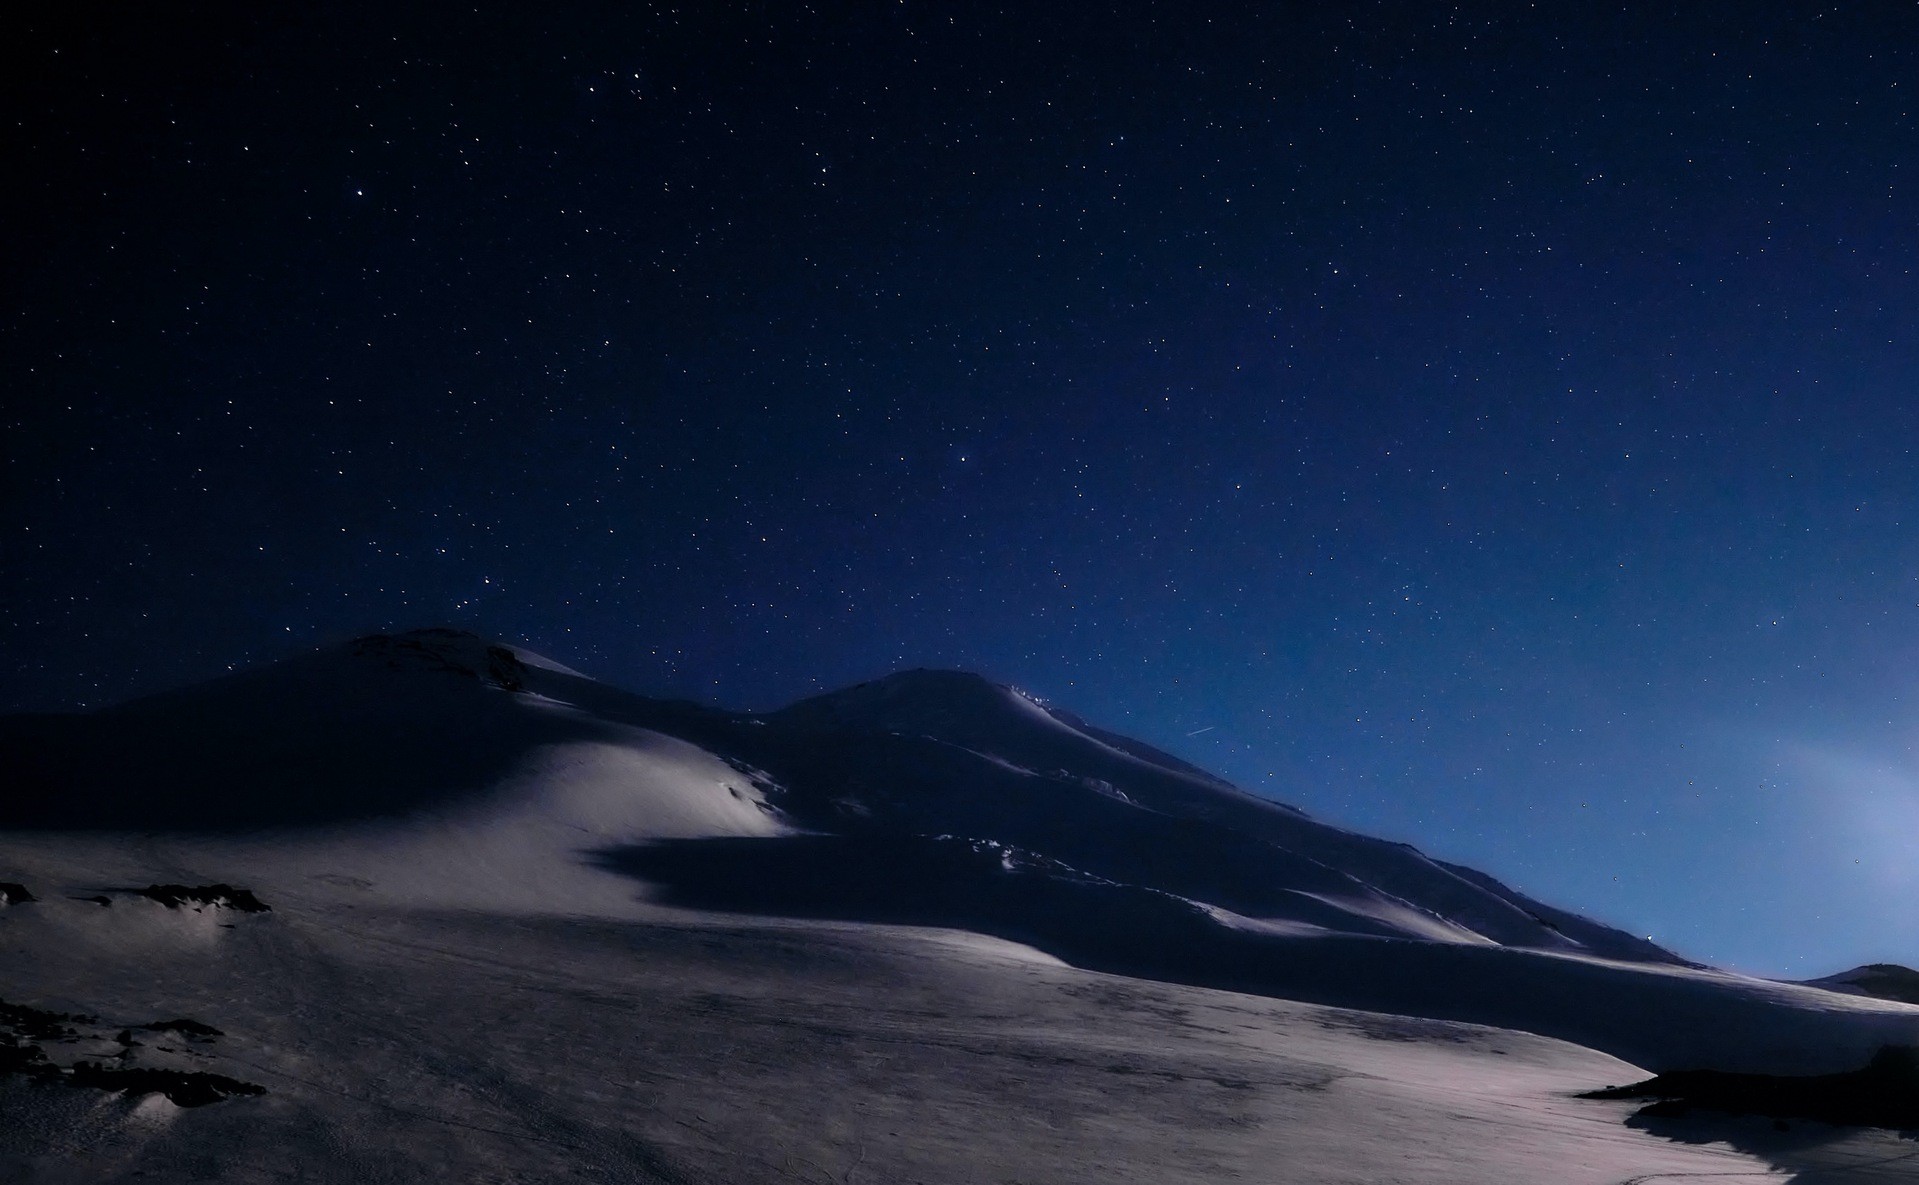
[4, 628, 1917, 1182]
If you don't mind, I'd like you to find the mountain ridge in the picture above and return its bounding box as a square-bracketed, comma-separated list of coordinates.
[5, 627, 1916, 1079]
[0, 626, 1696, 968]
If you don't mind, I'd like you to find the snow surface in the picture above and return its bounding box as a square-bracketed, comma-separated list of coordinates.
[0, 883, 1841, 1185]
[3, 629, 1917, 1182]
[1804, 963, 1919, 1006]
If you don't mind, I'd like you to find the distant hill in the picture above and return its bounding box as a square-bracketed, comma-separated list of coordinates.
[1805, 963, 1919, 1005]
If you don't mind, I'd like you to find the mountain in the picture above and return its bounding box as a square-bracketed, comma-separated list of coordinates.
[3, 629, 1916, 1183]
[1805, 963, 1919, 1006]
[0, 635, 1677, 960]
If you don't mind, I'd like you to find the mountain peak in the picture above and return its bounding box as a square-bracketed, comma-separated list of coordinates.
[1806, 963, 1919, 1005]
[771, 668, 1048, 735]
[342, 628, 586, 685]
[818, 667, 1008, 696]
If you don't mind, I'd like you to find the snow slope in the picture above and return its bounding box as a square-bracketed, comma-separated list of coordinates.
[3, 629, 1918, 1182]
[1, 630, 785, 915]
[3, 894, 1850, 1185]
[767, 669, 1682, 961]
[1804, 963, 1919, 1005]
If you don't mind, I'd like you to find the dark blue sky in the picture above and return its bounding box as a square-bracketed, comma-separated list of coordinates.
[7, 3, 1919, 976]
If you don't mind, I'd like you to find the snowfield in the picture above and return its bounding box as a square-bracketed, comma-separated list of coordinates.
[3, 628, 1916, 1182]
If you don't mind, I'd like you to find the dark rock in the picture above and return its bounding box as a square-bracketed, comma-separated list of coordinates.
[1583, 1045, 1919, 1130]
[0, 997, 96, 1040]
[348, 630, 527, 691]
[1, 999, 258, 1106]
[139, 1018, 224, 1038]
[0, 1039, 52, 1075]
[135, 884, 270, 913]
[485, 645, 527, 692]
[0, 882, 35, 904]
[65, 1061, 265, 1107]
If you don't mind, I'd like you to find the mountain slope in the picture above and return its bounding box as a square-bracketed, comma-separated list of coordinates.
[1805, 963, 1919, 1005]
[760, 669, 1680, 963]
[0, 641, 1660, 958]
[3, 628, 1916, 1079]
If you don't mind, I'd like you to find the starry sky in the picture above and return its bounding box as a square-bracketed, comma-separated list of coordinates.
[7, 3, 1919, 977]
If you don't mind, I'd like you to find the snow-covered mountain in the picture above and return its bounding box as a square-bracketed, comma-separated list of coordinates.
[4, 628, 1917, 1183]
[1805, 963, 1919, 1005]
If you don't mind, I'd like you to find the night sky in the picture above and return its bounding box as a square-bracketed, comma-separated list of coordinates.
[8, 3, 1919, 977]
